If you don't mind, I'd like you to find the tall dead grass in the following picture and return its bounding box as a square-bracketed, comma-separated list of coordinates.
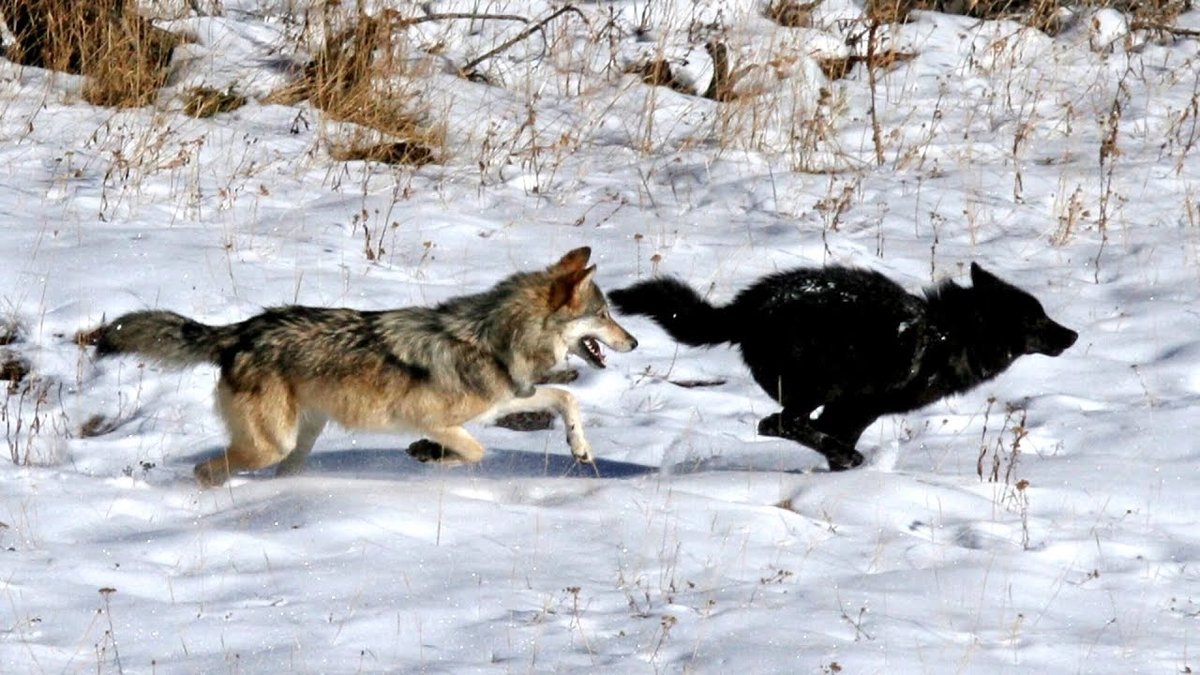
[0, 0, 183, 107]
[860, 0, 1192, 32]
[265, 8, 444, 164]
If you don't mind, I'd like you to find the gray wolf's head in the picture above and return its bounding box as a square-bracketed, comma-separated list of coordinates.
[546, 247, 638, 368]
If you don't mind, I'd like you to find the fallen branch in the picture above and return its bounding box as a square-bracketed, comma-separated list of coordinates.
[385, 10, 530, 29]
[460, 5, 588, 75]
[1130, 20, 1200, 39]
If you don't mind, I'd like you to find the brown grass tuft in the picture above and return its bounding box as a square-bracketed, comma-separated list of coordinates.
[1, 0, 183, 107]
[862, 1, 1192, 33]
[329, 140, 437, 166]
[265, 9, 443, 158]
[765, 0, 821, 28]
[0, 352, 29, 393]
[0, 322, 18, 346]
[864, 0, 916, 24]
[624, 59, 697, 96]
[268, 12, 426, 135]
[182, 86, 248, 118]
[819, 51, 918, 80]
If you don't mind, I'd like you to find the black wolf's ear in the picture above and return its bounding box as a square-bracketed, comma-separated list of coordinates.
[970, 262, 1005, 289]
[549, 265, 597, 310]
[549, 247, 592, 275]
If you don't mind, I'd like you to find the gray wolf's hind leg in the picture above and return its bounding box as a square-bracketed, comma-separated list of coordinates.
[275, 414, 328, 477]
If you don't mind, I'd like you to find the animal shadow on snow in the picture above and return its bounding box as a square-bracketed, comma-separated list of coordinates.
[182, 444, 657, 482]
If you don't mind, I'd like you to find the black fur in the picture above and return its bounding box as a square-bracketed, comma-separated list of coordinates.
[609, 263, 1077, 471]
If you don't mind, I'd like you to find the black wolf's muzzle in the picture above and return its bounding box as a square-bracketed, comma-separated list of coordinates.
[1031, 320, 1078, 357]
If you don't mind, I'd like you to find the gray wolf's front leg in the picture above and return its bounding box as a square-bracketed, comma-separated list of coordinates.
[488, 387, 593, 462]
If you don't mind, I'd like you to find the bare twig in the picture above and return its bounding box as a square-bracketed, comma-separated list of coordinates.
[385, 11, 529, 29]
[460, 5, 588, 74]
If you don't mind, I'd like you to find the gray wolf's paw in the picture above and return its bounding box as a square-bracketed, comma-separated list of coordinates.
[193, 460, 230, 488]
[571, 441, 594, 464]
[407, 439, 466, 464]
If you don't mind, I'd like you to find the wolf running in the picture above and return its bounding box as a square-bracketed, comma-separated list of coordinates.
[93, 247, 637, 487]
[609, 263, 1077, 471]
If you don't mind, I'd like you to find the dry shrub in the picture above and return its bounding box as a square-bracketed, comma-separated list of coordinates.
[0, 322, 18, 346]
[493, 411, 554, 431]
[765, 0, 820, 28]
[624, 59, 696, 96]
[491, 369, 577, 431]
[819, 50, 918, 80]
[267, 10, 437, 147]
[0, 322, 24, 393]
[182, 86, 247, 118]
[0, 352, 29, 393]
[625, 40, 746, 102]
[79, 413, 121, 438]
[0, 0, 183, 107]
[865, 0, 918, 23]
[864, 0, 1192, 31]
[329, 140, 436, 166]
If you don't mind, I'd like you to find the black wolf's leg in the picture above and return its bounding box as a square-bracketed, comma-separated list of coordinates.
[758, 407, 865, 471]
[812, 403, 877, 456]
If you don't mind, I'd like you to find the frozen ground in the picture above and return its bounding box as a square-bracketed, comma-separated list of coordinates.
[2, 0, 1199, 672]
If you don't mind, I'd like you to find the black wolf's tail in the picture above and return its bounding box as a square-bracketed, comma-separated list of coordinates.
[608, 277, 739, 346]
[94, 310, 223, 367]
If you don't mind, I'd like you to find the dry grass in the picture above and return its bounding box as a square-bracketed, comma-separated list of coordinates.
[624, 59, 696, 96]
[0, 321, 18, 347]
[765, 0, 821, 28]
[329, 140, 437, 166]
[818, 51, 919, 81]
[265, 9, 443, 161]
[863, 0, 1192, 32]
[0, 0, 184, 107]
[0, 352, 28, 393]
[182, 86, 247, 118]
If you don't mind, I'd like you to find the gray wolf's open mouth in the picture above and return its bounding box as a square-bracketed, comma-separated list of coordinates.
[579, 337, 606, 368]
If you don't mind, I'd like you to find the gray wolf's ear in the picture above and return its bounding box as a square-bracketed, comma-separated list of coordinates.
[550, 247, 592, 275]
[549, 265, 597, 311]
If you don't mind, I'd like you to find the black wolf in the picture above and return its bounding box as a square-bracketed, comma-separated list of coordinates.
[609, 263, 1077, 471]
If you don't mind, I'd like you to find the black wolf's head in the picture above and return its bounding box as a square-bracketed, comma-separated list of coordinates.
[968, 262, 1078, 358]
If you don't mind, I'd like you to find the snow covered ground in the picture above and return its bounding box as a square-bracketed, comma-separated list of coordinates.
[2, 0, 1199, 672]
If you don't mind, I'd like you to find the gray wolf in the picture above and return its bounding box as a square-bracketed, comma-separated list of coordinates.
[92, 247, 638, 487]
[609, 263, 1076, 471]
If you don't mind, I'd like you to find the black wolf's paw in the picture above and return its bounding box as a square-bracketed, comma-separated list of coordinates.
[757, 413, 784, 438]
[407, 439, 462, 463]
[826, 449, 865, 472]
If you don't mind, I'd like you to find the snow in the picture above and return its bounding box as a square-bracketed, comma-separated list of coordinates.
[2, 0, 1199, 672]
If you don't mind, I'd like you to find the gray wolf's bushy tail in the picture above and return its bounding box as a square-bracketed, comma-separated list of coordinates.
[608, 277, 738, 346]
[94, 310, 222, 367]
